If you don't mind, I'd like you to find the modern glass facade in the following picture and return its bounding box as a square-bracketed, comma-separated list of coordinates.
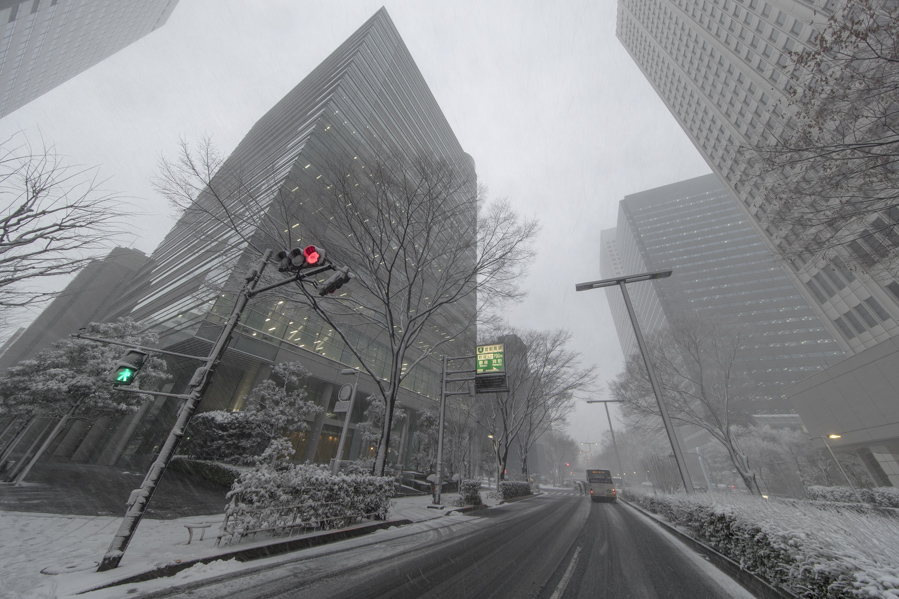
[601, 174, 844, 408]
[616, 0, 899, 356]
[89, 8, 476, 469]
[0, 0, 178, 119]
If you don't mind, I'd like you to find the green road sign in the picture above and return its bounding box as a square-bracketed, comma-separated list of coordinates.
[476, 344, 505, 374]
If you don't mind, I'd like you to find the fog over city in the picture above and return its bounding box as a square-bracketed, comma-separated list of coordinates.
[0, 0, 711, 442]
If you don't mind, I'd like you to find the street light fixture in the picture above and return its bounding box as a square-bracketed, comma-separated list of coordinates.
[576, 270, 694, 493]
[331, 368, 360, 474]
[810, 433, 863, 502]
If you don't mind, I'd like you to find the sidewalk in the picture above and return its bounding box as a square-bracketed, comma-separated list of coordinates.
[0, 492, 499, 598]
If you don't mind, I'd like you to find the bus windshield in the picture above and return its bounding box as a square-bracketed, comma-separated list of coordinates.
[586, 469, 612, 484]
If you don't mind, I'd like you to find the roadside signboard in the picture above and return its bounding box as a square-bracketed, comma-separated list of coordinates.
[476, 344, 505, 374]
[476, 344, 507, 393]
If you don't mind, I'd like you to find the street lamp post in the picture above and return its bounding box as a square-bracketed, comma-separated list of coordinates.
[586, 399, 625, 487]
[331, 368, 360, 475]
[684, 450, 714, 492]
[812, 434, 863, 502]
[576, 270, 694, 493]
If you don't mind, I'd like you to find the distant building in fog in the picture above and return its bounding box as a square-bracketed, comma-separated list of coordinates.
[0, 246, 147, 371]
[0, 0, 179, 119]
[601, 174, 844, 408]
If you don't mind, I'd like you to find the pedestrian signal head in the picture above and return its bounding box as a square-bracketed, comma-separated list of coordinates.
[108, 350, 149, 386]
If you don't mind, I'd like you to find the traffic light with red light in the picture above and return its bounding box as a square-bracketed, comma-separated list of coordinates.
[276, 245, 326, 272]
[303, 245, 323, 266]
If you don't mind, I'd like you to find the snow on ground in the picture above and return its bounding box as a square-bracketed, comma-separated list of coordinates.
[0, 493, 498, 599]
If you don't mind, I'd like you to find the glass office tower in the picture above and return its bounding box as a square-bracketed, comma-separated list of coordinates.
[601, 174, 844, 408]
[89, 8, 476, 469]
[0, 0, 179, 118]
[616, 0, 899, 356]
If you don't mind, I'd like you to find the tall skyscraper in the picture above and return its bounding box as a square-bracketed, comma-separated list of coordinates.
[91, 8, 476, 469]
[616, 0, 899, 356]
[601, 174, 844, 406]
[0, 0, 179, 119]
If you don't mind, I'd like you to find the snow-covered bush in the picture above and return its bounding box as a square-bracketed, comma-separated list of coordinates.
[807, 486, 899, 509]
[170, 457, 244, 487]
[182, 411, 271, 464]
[456, 480, 482, 506]
[498, 481, 531, 500]
[620, 488, 899, 598]
[220, 439, 393, 544]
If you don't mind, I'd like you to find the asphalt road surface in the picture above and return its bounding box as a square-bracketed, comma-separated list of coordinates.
[143, 491, 754, 599]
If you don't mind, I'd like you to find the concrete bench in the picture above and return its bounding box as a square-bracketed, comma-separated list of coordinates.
[184, 523, 212, 544]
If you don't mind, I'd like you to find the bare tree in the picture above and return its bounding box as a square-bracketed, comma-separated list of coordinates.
[0, 135, 124, 320]
[543, 429, 578, 485]
[468, 329, 593, 482]
[748, 0, 899, 275]
[610, 318, 763, 496]
[154, 138, 538, 476]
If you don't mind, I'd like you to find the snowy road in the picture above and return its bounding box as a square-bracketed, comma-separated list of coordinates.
[135, 492, 753, 599]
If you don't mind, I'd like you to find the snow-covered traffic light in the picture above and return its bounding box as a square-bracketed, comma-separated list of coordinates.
[107, 349, 148, 385]
[319, 266, 352, 296]
[276, 245, 326, 272]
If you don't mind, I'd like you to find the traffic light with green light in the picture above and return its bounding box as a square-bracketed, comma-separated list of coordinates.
[108, 349, 149, 386]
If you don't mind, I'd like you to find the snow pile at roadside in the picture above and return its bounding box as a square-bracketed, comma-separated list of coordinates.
[622, 489, 899, 598]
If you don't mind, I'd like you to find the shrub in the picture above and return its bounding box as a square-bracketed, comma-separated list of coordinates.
[220, 443, 394, 544]
[620, 488, 899, 598]
[182, 410, 271, 464]
[455, 480, 482, 506]
[807, 486, 899, 509]
[169, 457, 244, 487]
[498, 481, 532, 500]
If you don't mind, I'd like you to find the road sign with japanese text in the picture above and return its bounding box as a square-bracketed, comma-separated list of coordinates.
[476, 344, 505, 374]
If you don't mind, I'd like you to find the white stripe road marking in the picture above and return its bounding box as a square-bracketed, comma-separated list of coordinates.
[549, 545, 582, 599]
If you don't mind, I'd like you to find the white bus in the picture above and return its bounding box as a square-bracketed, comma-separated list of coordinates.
[586, 469, 617, 502]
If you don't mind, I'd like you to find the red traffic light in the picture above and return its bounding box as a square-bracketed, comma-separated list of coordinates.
[303, 245, 321, 266]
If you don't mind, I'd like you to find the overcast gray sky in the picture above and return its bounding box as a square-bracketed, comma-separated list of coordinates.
[0, 0, 711, 445]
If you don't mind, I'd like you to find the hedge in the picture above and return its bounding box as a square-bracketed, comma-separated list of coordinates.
[806, 486, 899, 509]
[498, 481, 532, 500]
[620, 488, 899, 598]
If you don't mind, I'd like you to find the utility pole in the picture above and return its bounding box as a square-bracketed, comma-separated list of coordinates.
[98, 248, 344, 571]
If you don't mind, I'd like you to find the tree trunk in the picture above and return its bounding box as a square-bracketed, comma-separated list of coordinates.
[373, 394, 394, 476]
[13, 407, 77, 486]
[0, 417, 34, 466]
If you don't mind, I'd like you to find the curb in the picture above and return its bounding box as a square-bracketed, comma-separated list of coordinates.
[446, 503, 488, 515]
[497, 492, 539, 505]
[82, 518, 413, 594]
[621, 500, 796, 599]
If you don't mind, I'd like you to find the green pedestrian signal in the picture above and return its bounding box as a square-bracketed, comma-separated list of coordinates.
[108, 349, 148, 386]
[114, 366, 137, 384]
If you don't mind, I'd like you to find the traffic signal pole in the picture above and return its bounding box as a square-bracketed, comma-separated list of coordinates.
[97, 250, 339, 572]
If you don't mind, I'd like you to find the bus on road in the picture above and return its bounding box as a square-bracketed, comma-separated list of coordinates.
[586, 469, 617, 502]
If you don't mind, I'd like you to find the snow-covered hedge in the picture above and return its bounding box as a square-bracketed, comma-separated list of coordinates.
[456, 480, 482, 506]
[220, 458, 393, 544]
[620, 488, 899, 598]
[498, 481, 532, 500]
[806, 486, 899, 509]
[170, 457, 244, 487]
